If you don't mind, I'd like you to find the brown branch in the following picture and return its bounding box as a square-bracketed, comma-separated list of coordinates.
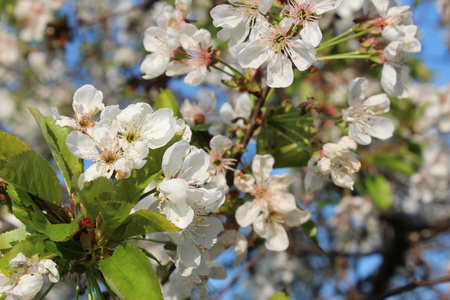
[226, 86, 271, 186]
[216, 246, 266, 299]
[368, 274, 450, 300]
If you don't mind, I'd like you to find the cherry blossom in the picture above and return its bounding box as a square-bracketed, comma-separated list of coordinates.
[285, 0, 344, 47]
[238, 18, 316, 88]
[0, 253, 59, 300]
[342, 77, 394, 145]
[210, 0, 272, 47]
[317, 136, 361, 190]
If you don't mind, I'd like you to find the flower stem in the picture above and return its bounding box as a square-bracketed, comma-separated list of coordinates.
[319, 28, 354, 47]
[316, 30, 368, 52]
[93, 268, 116, 299]
[76, 274, 81, 300]
[38, 283, 56, 300]
[317, 53, 370, 61]
[216, 56, 245, 77]
[211, 65, 234, 78]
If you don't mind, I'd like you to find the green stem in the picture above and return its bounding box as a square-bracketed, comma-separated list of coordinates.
[126, 237, 168, 244]
[87, 269, 105, 300]
[277, 124, 310, 145]
[139, 188, 157, 200]
[76, 274, 81, 300]
[265, 87, 275, 104]
[211, 65, 234, 78]
[93, 268, 116, 299]
[38, 283, 56, 300]
[216, 57, 245, 77]
[271, 127, 310, 152]
[319, 28, 354, 47]
[316, 30, 369, 52]
[317, 54, 370, 61]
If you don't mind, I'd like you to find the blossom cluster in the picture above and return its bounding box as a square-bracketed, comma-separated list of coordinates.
[0, 253, 59, 300]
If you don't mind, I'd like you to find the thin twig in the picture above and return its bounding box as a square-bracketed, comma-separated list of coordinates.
[368, 274, 450, 300]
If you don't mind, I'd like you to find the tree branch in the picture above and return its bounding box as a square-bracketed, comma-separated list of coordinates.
[368, 274, 450, 300]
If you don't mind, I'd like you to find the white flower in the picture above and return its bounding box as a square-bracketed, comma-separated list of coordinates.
[238, 18, 316, 88]
[140, 26, 174, 80]
[158, 141, 217, 229]
[67, 119, 148, 182]
[166, 24, 215, 86]
[52, 84, 105, 135]
[253, 208, 310, 251]
[364, 0, 413, 41]
[342, 77, 394, 145]
[304, 156, 328, 194]
[210, 0, 272, 47]
[317, 136, 361, 190]
[115, 103, 176, 149]
[180, 92, 217, 127]
[0, 253, 59, 300]
[285, 0, 343, 47]
[381, 40, 410, 98]
[206, 135, 236, 191]
[234, 154, 300, 227]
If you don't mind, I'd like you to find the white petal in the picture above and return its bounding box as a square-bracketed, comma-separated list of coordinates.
[289, 40, 316, 71]
[162, 141, 191, 178]
[300, 21, 322, 47]
[72, 84, 104, 118]
[141, 53, 170, 80]
[368, 116, 395, 140]
[314, 0, 344, 15]
[237, 41, 269, 69]
[266, 54, 294, 88]
[210, 135, 232, 153]
[66, 131, 99, 161]
[347, 77, 368, 106]
[235, 200, 262, 227]
[10, 273, 44, 300]
[252, 154, 274, 187]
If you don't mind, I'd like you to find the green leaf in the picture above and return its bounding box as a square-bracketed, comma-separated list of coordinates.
[46, 215, 82, 242]
[98, 198, 133, 236]
[0, 150, 62, 205]
[258, 120, 316, 168]
[268, 291, 290, 300]
[0, 130, 31, 170]
[365, 175, 393, 211]
[0, 226, 33, 250]
[29, 107, 84, 193]
[77, 177, 115, 221]
[125, 132, 182, 191]
[99, 244, 163, 300]
[300, 219, 322, 251]
[111, 210, 179, 241]
[154, 89, 182, 118]
[8, 185, 51, 234]
[44, 239, 86, 260]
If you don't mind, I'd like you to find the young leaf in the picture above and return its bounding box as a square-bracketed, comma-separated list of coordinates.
[365, 175, 393, 211]
[0, 131, 31, 170]
[99, 244, 163, 300]
[155, 89, 182, 118]
[268, 291, 290, 300]
[29, 107, 84, 193]
[77, 177, 115, 221]
[44, 239, 86, 260]
[8, 185, 51, 234]
[45, 215, 82, 242]
[97, 198, 133, 236]
[110, 210, 179, 242]
[0, 150, 62, 205]
[0, 226, 33, 250]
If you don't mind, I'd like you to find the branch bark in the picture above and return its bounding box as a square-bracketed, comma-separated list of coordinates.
[367, 274, 450, 300]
